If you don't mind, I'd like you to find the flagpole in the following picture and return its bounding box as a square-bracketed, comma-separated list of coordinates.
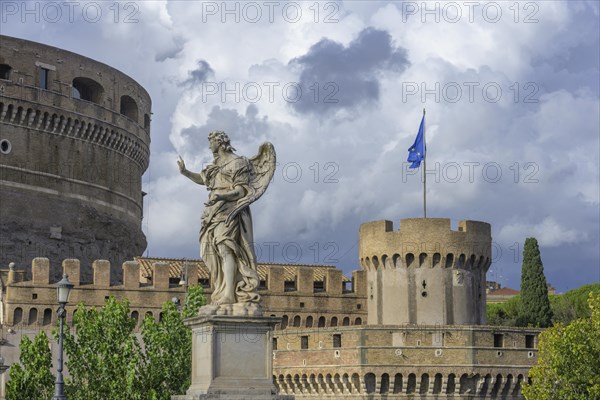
[423, 108, 426, 219]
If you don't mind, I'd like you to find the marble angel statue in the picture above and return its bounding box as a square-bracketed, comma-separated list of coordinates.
[177, 131, 276, 316]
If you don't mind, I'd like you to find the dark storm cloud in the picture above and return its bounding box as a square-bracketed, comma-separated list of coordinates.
[289, 27, 409, 115]
[183, 60, 215, 85]
[180, 105, 270, 150]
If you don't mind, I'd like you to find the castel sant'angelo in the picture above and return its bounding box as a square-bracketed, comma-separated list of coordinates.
[0, 36, 540, 399]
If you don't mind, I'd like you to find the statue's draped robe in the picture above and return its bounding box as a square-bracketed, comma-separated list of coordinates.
[199, 157, 260, 304]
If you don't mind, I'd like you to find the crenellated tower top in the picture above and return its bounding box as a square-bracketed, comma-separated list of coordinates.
[359, 218, 492, 326]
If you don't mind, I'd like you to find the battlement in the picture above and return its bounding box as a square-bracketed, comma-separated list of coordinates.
[359, 218, 491, 271]
[359, 218, 492, 326]
[2, 257, 367, 330]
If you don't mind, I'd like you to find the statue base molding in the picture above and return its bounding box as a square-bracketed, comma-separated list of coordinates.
[172, 314, 292, 400]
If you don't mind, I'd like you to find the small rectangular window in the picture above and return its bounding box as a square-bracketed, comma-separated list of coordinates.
[299, 302, 305, 308]
[313, 281, 325, 293]
[284, 280, 297, 292]
[343, 281, 352, 292]
[258, 279, 267, 290]
[199, 278, 210, 289]
[494, 333, 504, 348]
[39, 67, 49, 89]
[301, 336, 309, 350]
[333, 334, 342, 348]
[32, 293, 38, 300]
[525, 334, 535, 349]
[272, 338, 277, 351]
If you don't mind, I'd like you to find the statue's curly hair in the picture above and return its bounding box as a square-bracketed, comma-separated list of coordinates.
[208, 130, 236, 152]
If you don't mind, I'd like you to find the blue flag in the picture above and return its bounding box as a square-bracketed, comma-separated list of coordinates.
[407, 115, 425, 168]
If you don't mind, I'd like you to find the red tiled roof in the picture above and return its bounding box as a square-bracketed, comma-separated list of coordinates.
[134, 257, 350, 282]
[489, 287, 520, 296]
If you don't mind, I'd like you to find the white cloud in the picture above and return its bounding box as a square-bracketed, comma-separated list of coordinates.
[497, 217, 588, 247]
[3, 0, 598, 291]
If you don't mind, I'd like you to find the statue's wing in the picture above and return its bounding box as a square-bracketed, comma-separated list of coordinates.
[226, 142, 276, 225]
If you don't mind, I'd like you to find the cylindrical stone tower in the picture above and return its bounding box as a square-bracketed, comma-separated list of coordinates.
[0, 35, 150, 282]
[359, 218, 491, 326]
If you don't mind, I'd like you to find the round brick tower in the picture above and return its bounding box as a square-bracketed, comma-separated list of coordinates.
[0, 35, 150, 282]
[359, 218, 491, 325]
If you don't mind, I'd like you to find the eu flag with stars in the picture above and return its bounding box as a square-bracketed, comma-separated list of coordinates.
[407, 115, 425, 168]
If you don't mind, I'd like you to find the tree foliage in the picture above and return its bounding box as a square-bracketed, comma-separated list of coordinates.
[6, 331, 55, 400]
[61, 297, 144, 400]
[487, 284, 600, 327]
[519, 237, 553, 327]
[487, 295, 521, 326]
[4, 285, 209, 400]
[141, 284, 207, 400]
[523, 293, 600, 400]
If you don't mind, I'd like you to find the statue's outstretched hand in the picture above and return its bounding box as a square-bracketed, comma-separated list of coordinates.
[177, 156, 186, 174]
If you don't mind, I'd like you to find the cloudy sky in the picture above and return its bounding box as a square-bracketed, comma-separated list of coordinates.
[3, 0, 598, 292]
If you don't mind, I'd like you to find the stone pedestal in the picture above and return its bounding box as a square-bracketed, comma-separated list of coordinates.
[172, 315, 292, 400]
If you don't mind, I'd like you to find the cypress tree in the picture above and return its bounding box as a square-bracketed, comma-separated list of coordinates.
[519, 237, 553, 327]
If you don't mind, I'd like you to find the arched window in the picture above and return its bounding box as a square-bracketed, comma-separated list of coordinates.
[420, 374, 429, 394]
[0, 64, 12, 80]
[364, 373, 376, 394]
[330, 316, 338, 327]
[28, 308, 38, 325]
[342, 317, 350, 326]
[120, 95, 138, 122]
[354, 317, 362, 326]
[393, 373, 403, 393]
[14, 307, 23, 324]
[293, 315, 301, 327]
[305, 315, 313, 328]
[433, 373, 443, 394]
[72, 77, 104, 104]
[281, 315, 288, 329]
[43, 308, 52, 325]
[380, 373, 390, 394]
[446, 374, 456, 394]
[407, 374, 417, 394]
[318, 316, 326, 328]
[132, 311, 139, 325]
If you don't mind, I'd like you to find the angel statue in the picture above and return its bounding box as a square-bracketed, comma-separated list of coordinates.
[177, 131, 276, 316]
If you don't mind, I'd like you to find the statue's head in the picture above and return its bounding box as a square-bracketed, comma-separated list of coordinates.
[208, 130, 235, 152]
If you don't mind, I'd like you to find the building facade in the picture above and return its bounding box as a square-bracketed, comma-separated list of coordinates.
[271, 219, 541, 399]
[0, 35, 150, 283]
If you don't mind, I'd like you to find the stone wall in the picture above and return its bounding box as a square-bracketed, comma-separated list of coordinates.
[359, 219, 491, 326]
[0, 35, 151, 283]
[272, 325, 540, 399]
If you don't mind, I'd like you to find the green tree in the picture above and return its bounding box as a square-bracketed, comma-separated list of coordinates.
[141, 284, 207, 399]
[61, 296, 144, 400]
[519, 237, 553, 327]
[182, 283, 208, 319]
[6, 331, 55, 400]
[487, 295, 521, 326]
[523, 293, 600, 400]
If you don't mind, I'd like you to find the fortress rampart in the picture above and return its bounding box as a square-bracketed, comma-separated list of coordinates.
[272, 325, 539, 399]
[2, 257, 367, 330]
[359, 219, 491, 326]
[0, 35, 151, 282]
